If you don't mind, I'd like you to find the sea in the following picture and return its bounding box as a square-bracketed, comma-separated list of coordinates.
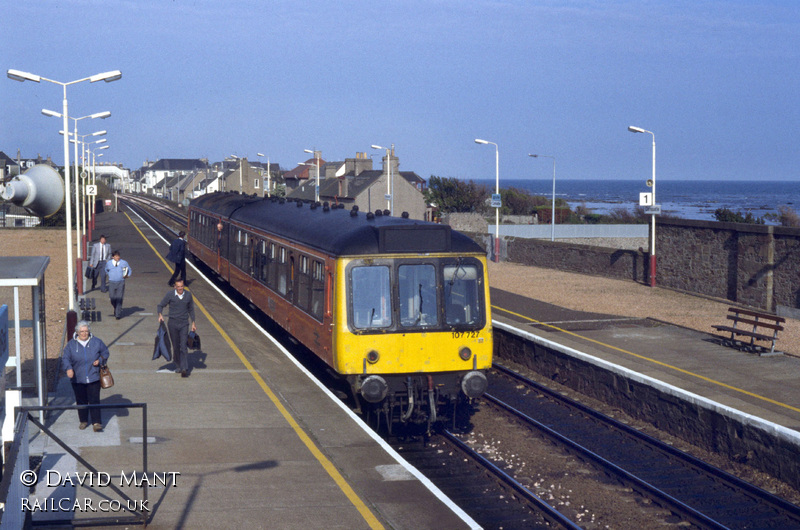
[472, 179, 800, 224]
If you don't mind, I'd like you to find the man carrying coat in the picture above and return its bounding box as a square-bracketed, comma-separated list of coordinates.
[157, 279, 196, 377]
[166, 231, 187, 287]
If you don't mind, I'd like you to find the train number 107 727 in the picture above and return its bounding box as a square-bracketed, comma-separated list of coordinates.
[451, 331, 479, 339]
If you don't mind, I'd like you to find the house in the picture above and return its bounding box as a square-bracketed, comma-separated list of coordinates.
[287, 150, 429, 220]
[222, 157, 282, 196]
[137, 158, 210, 196]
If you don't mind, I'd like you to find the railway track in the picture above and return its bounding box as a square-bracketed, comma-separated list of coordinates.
[122, 195, 800, 528]
[393, 431, 579, 529]
[485, 363, 800, 529]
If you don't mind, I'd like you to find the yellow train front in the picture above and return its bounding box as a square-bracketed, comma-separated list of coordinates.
[188, 193, 492, 432]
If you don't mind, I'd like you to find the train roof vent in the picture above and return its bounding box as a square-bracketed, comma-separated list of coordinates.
[378, 224, 452, 253]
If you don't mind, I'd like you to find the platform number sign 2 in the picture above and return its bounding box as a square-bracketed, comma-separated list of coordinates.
[86, 185, 98, 196]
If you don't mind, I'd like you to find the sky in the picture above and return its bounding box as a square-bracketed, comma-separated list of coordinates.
[2, 1, 799, 183]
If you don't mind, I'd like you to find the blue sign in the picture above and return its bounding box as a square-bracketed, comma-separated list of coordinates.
[491, 193, 502, 208]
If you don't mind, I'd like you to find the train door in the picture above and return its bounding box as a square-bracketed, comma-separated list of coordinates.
[217, 220, 230, 280]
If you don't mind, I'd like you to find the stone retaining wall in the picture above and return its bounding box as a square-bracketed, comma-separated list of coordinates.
[495, 324, 800, 491]
[463, 218, 800, 312]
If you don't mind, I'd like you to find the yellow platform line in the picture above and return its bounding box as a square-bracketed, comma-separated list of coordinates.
[126, 212, 385, 530]
[493, 304, 800, 416]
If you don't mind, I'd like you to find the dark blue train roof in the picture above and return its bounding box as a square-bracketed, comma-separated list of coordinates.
[190, 192, 485, 257]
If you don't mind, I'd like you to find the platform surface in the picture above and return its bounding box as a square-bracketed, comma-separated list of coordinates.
[25, 208, 475, 529]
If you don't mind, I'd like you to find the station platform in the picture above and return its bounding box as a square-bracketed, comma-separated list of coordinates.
[26, 208, 477, 529]
[490, 288, 800, 433]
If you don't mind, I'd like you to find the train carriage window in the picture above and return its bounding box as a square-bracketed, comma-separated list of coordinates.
[297, 255, 311, 311]
[267, 243, 277, 288]
[398, 264, 438, 327]
[350, 266, 392, 329]
[277, 247, 288, 295]
[444, 262, 482, 326]
[310, 261, 325, 320]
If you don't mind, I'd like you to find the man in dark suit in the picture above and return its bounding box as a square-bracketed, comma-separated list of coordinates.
[166, 231, 187, 286]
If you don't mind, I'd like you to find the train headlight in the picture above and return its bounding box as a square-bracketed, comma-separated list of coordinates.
[360, 375, 388, 403]
[458, 346, 472, 361]
[461, 371, 488, 399]
[366, 350, 380, 364]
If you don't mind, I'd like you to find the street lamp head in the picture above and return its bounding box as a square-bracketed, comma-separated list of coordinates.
[42, 109, 62, 118]
[7, 69, 40, 83]
[98, 145, 109, 150]
[628, 126, 646, 134]
[528, 154, 538, 158]
[89, 70, 122, 83]
[474, 139, 489, 145]
[370, 144, 385, 150]
[95, 139, 107, 145]
[304, 149, 314, 154]
[257, 152, 265, 157]
[92, 111, 111, 119]
[92, 130, 108, 137]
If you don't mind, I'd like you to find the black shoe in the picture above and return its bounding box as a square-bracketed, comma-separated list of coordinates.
[116, 316, 121, 320]
[181, 370, 189, 378]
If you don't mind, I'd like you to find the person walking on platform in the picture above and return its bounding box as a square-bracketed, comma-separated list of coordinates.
[89, 235, 112, 292]
[62, 320, 110, 432]
[105, 250, 132, 320]
[166, 231, 187, 286]
[157, 278, 196, 377]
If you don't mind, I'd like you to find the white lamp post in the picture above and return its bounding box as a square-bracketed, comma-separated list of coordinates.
[304, 149, 321, 203]
[257, 152, 271, 197]
[8, 68, 121, 311]
[43, 109, 110, 260]
[370, 144, 394, 215]
[69, 133, 108, 246]
[475, 139, 500, 263]
[529, 154, 556, 241]
[628, 125, 657, 287]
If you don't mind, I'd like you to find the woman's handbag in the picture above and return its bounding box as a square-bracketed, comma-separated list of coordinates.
[99, 364, 114, 389]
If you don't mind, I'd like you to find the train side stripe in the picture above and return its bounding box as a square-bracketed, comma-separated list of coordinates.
[124, 212, 386, 530]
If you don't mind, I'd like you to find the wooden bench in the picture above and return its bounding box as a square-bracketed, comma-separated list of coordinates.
[712, 307, 785, 355]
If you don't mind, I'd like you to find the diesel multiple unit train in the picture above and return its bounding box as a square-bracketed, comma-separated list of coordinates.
[187, 192, 492, 431]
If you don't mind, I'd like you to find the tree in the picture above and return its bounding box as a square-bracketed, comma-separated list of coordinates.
[714, 208, 765, 225]
[423, 176, 489, 213]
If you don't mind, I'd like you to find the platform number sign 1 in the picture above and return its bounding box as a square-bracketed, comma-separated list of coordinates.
[86, 184, 98, 196]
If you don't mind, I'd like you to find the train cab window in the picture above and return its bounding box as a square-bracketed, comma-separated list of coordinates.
[444, 262, 482, 326]
[350, 266, 392, 329]
[398, 264, 438, 327]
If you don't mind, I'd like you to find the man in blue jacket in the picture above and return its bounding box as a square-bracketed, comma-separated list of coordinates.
[166, 231, 187, 287]
[105, 250, 132, 320]
[62, 321, 110, 432]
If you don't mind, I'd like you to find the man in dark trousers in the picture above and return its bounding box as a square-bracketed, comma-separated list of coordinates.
[166, 231, 187, 286]
[105, 250, 132, 320]
[89, 235, 112, 292]
[157, 279, 196, 377]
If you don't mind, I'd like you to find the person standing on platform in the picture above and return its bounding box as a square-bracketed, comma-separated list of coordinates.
[157, 279, 196, 377]
[166, 230, 187, 286]
[89, 235, 112, 292]
[62, 320, 110, 432]
[105, 250, 132, 320]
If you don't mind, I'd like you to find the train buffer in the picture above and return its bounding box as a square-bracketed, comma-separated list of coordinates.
[711, 307, 784, 356]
